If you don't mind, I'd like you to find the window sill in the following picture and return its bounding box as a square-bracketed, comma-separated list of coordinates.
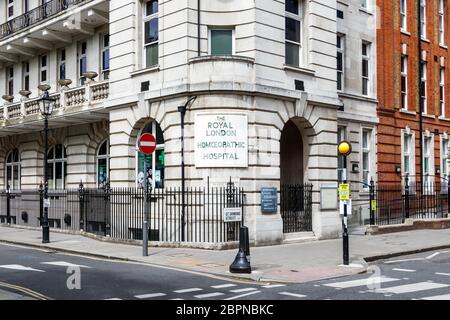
[283, 65, 315, 76]
[401, 30, 410, 36]
[440, 44, 448, 50]
[188, 55, 255, 64]
[422, 113, 436, 119]
[400, 109, 416, 116]
[438, 116, 450, 122]
[359, 7, 373, 15]
[130, 66, 160, 77]
[421, 37, 430, 43]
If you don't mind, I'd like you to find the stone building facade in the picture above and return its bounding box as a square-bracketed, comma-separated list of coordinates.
[0, 0, 378, 246]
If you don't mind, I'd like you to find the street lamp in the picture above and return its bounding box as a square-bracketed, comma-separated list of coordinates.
[38, 88, 56, 244]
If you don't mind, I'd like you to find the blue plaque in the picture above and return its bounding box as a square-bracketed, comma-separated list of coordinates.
[261, 187, 278, 213]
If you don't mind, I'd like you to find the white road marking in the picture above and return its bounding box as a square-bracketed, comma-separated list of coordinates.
[135, 293, 166, 299]
[435, 272, 450, 276]
[392, 268, 416, 273]
[41, 261, 91, 269]
[0, 265, 45, 272]
[211, 284, 236, 289]
[421, 294, 450, 300]
[174, 288, 203, 294]
[194, 292, 224, 299]
[426, 252, 440, 260]
[104, 298, 122, 300]
[171, 298, 184, 301]
[225, 291, 261, 300]
[384, 258, 426, 264]
[278, 292, 307, 298]
[323, 277, 399, 289]
[374, 282, 449, 294]
[230, 288, 258, 293]
[262, 284, 286, 289]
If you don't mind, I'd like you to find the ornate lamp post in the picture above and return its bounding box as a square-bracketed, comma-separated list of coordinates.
[38, 89, 56, 244]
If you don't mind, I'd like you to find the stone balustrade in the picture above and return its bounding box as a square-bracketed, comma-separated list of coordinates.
[1, 81, 109, 122]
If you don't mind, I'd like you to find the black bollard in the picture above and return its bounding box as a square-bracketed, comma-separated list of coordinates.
[230, 226, 251, 274]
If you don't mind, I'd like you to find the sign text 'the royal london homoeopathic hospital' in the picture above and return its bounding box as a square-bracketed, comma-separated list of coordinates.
[195, 113, 248, 168]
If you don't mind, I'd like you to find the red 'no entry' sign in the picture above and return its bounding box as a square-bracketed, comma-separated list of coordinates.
[138, 133, 157, 155]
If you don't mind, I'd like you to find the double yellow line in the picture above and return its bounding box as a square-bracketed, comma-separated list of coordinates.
[0, 281, 50, 300]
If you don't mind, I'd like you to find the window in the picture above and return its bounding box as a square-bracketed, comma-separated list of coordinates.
[400, 0, 407, 31]
[403, 133, 412, 177]
[58, 48, 66, 81]
[40, 55, 48, 83]
[5, 149, 20, 190]
[7, 0, 14, 19]
[420, 0, 426, 38]
[22, 61, 30, 91]
[442, 138, 449, 179]
[337, 126, 346, 182]
[439, 0, 445, 45]
[101, 34, 110, 80]
[7, 67, 14, 97]
[137, 121, 164, 189]
[440, 67, 445, 117]
[401, 55, 408, 110]
[421, 62, 427, 114]
[143, 0, 159, 68]
[362, 129, 372, 188]
[337, 35, 345, 91]
[423, 136, 432, 187]
[78, 41, 87, 85]
[362, 42, 370, 96]
[209, 29, 234, 56]
[97, 140, 110, 188]
[360, 0, 369, 9]
[285, 0, 302, 67]
[47, 144, 67, 190]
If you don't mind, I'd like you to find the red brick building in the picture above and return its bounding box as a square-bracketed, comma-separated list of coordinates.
[377, 0, 450, 185]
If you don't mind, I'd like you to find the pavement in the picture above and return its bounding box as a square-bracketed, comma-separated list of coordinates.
[0, 225, 449, 284]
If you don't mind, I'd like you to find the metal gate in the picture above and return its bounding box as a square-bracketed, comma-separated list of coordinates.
[280, 184, 313, 233]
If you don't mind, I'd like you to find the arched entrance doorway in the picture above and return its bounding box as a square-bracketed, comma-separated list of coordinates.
[280, 120, 304, 185]
[280, 120, 312, 233]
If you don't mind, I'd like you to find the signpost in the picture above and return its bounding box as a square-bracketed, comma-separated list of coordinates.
[338, 141, 352, 266]
[138, 133, 157, 257]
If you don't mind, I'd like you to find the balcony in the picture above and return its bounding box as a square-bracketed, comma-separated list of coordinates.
[0, 0, 108, 57]
[0, 81, 109, 137]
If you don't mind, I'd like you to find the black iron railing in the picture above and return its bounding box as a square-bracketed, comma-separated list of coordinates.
[0, 184, 246, 244]
[280, 184, 313, 233]
[0, 0, 90, 40]
[374, 179, 449, 226]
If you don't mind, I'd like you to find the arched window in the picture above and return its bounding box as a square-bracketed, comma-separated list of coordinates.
[48, 144, 67, 190]
[6, 149, 20, 190]
[97, 140, 110, 187]
[137, 121, 164, 188]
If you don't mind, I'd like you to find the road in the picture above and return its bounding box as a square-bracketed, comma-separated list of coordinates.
[0, 243, 450, 300]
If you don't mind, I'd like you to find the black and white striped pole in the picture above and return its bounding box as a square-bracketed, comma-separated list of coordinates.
[338, 141, 352, 266]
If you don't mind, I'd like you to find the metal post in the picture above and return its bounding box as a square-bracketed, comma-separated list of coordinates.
[42, 116, 50, 244]
[447, 174, 450, 216]
[39, 182, 44, 226]
[6, 184, 11, 225]
[369, 179, 375, 225]
[343, 155, 349, 266]
[180, 107, 186, 242]
[143, 155, 149, 257]
[405, 174, 410, 219]
[418, 0, 424, 193]
[79, 181, 85, 231]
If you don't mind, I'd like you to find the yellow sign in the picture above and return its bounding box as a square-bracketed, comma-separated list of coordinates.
[339, 184, 350, 200]
[371, 200, 377, 211]
[338, 141, 352, 156]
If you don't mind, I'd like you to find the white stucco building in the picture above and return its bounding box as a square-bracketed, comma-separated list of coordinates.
[0, 0, 377, 246]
